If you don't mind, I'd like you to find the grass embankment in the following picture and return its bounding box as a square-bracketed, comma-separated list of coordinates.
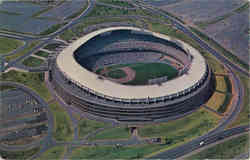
[78, 118, 107, 139]
[34, 50, 50, 58]
[189, 27, 249, 71]
[40, 22, 67, 36]
[186, 133, 249, 159]
[70, 144, 164, 159]
[0, 70, 52, 102]
[49, 102, 74, 142]
[138, 109, 220, 139]
[215, 76, 227, 92]
[0, 37, 24, 54]
[36, 146, 66, 160]
[22, 56, 44, 67]
[97, 0, 134, 8]
[5, 41, 40, 62]
[0, 147, 40, 160]
[228, 72, 250, 128]
[206, 92, 226, 111]
[44, 43, 61, 51]
[89, 126, 130, 141]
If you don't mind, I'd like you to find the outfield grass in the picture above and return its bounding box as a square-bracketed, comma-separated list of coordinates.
[5, 41, 40, 62]
[206, 91, 226, 111]
[34, 50, 50, 58]
[89, 126, 130, 140]
[107, 69, 127, 79]
[215, 76, 227, 92]
[49, 102, 74, 142]
[186, 134, 249, 159]
[228, 72, 250, 128]
[0, 37, 24, 54]
[22, 56, 44, 67]
[138, 108, 220, 140]
[36, 146, 66, 160]
[0, 70, 52, 102]
[0, 147, 40, 160]
[70, 144, 165, 159]
[78, 118, 107, 139]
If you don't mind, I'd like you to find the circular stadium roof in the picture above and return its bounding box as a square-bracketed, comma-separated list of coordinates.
[56, 27, 207, 99]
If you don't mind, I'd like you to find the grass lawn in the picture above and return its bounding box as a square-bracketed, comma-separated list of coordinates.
[78, 118, 107, 139]
[138, 108, 220, 140]
[0, 37, 24, 54]
[228, 72, 250, 128]
[0, 85, 16, 91]
[206, 91, 226, 111]
[70, 144, 165, 159]
[22, 56, 44, 67]
[97, 0, 134, 8]
[36, 146, 66, 160]
[34, 50, 50, 58]
[44, 43, 61, 51]
[0, 147, 40, 160]
[89, 126, 130, 141]
[186, 134, 249, 159]
[49, 102, 74, 142]
[40, 22, 67, 36]
[107, 69, 127, 79]
[0, 70, 52, 102]
[5, 41, 40, 62]
[215, 76, 227, 92]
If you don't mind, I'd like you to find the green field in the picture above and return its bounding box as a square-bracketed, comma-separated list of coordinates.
[215, 76, 227, 92]
[78, 118, 108, 139]
[186, 134, 249, 159]
[36, 146, 66, 160]
[138, 109, 220, 140]
[34, 50, 50, 58]
[0, 70, 52, 102]
[5, 41, 40, 62]
[44, 43, 61, 51]
[89, 126, 130, 140]
[99, 63, 178, 85]
[206, 91, 226, 111]
[49, 102, 74, 142]
[70, 144, 165, 159]
[97, 0, 134, 8]
[22, 56, 44, 67]
[0, 147, 40, 160]
[0, 37, 24, 54]
[106, 69, 127, 79]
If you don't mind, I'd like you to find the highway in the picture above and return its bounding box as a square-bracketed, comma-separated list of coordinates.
[151, 125, 249, 159]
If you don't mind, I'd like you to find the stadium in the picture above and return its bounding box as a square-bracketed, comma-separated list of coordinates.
[50, 26, 214, 122]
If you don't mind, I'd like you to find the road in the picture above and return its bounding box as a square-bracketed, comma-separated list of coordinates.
[151, 125, 249, 159]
